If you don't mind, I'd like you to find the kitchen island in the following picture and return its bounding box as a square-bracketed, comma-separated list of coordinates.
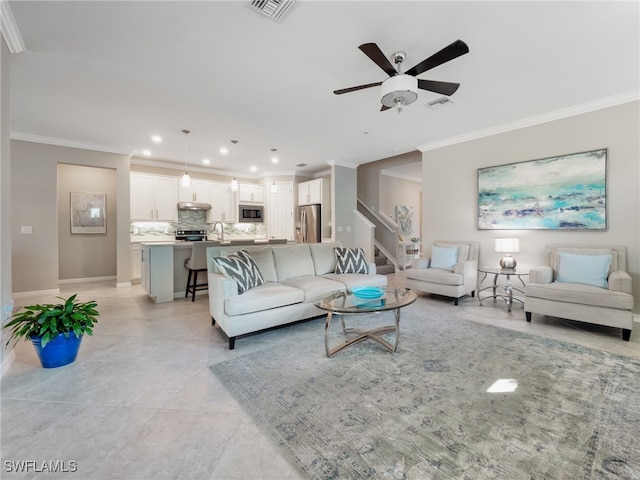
[138, 239, 289, 302]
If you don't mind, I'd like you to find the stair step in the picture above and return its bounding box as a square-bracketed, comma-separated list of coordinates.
[376, 264, 395, 275]
[374, 255, 387, 265]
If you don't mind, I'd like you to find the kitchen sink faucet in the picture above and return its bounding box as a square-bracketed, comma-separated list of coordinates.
[212, 222, 224, 242]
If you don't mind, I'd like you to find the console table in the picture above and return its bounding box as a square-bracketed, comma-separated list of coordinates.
[477, 267, 528, 313]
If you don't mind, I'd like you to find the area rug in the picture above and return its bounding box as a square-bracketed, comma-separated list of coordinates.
[210, 303, 640, 479]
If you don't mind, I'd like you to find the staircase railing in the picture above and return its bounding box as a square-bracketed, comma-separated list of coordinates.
[356, 198, 400, 269]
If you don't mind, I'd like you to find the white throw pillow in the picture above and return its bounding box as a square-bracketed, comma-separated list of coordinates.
[556, 252, 612, 288]
[430, 245, 459, 270]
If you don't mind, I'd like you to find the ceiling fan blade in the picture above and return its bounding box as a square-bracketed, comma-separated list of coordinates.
[380, 105, 391, 112]
[359, 43, 398, 77]
[333, 82, 382, 95]
[417, 79, 460, 96]
[405, 39, 469, 77]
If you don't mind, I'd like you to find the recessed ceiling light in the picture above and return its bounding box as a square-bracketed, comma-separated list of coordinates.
[202, 158, 210, 165]
[142, 150, 151, 156]
[271, 156, 279, 164]
[219, 147, 229, 155]
[250, 166, 257, 172]
[150, 135, 162, 143]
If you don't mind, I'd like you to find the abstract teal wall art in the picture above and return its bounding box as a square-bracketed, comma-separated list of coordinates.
[478, 149, 607, 230]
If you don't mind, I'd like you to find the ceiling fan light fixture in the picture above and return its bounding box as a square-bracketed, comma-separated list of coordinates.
[380, 74, 418, 108]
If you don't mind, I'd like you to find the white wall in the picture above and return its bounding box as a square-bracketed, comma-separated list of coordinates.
[422, 101, 640, 313]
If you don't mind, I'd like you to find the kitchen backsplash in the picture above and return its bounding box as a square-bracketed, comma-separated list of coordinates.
[130, 210, 266, 239]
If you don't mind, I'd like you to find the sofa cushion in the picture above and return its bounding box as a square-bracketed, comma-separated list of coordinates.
[240, 247, 277, 283]
[430, 245, 459, 270]
[280, 275, 346, 302]
[309, 243, 338, 275]
[526, 281, 633, 310]
[405, 267, 463, 286]
[335, 247, 368, 274]
[272, 244, 316, 281]
[556, 252, 612, 288]
[225, 282, 304, 316]
[325, 273, 387, 292]
[212, 250, 265, 294]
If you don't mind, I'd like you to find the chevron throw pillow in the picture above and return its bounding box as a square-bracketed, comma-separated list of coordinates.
[334, 247, 368, 274]
[212, 250, 265, 294]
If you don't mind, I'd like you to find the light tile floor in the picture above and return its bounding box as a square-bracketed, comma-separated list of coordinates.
[1, 273, 638, 479]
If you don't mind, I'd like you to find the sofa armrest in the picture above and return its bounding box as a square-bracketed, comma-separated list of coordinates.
[453, 260, 477, 277]
[411, 257, 431, 269]
[608, 270, 632, 295]
[208, 272, 239, 321]
[529, 266, 553, 284]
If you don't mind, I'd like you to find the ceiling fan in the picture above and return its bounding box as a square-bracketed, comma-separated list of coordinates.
[334, 39, 469, 113]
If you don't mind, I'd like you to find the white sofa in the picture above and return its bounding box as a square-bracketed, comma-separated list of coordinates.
[206, 241, 387, 349]
[525, 244, 634, 341]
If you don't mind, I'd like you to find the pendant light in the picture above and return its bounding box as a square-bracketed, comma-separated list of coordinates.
[230, 140, 238, 192]
[181, 129, 191, 187]
[270, 182, 277, 193]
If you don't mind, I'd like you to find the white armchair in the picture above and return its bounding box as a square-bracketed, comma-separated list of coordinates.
[524, 244, 634, 341]
[405, 241, 479, 305]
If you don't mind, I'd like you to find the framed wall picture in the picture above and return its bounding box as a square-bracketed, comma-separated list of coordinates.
[395, 205, 414, 234]
[70, 192, 106, 234]
[478, 148, 607, 230]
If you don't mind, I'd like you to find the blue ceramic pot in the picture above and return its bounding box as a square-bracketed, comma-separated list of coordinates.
[31, 333, 83, 368]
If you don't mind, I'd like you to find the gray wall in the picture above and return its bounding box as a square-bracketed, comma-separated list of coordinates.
[11, 141, 130, 293]
[422, 101, 640, 313]
[380, 174, 421, 235]
[332, 164, 357, 246]
[57, 164, 117, 280]
[357, 150, 421, 212]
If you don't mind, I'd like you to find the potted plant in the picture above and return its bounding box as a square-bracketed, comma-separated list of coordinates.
[3, 294, 99, 368]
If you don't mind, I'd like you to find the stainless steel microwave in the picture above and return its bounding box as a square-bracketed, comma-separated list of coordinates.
[239, 204, 264, 222]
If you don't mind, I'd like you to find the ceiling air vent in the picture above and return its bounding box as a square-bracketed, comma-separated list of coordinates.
[426, 96, 456, 110]
[248, 0, 296, 22]
[296, 163, 308, 167]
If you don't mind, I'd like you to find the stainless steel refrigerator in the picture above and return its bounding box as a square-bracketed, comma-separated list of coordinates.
[296, 204, 321, 243]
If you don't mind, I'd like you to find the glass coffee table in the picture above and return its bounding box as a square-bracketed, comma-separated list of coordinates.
[314, 288, 417, 358]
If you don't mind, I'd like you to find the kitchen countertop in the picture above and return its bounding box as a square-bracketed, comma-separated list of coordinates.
[136, 239, 283, 247]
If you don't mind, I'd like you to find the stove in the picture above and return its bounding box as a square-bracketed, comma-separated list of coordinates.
[175, 229, 208, 242]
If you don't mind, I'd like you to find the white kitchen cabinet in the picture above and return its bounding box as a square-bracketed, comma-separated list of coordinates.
[210, 182, 236, 222]
[179, 179, 212, 204]
[238, 183, 264, 204]
[298, 178, 325, 206]
[131, 173, 178, 221]
[140, 244, 174, 302]
[131, 243, 142, 281]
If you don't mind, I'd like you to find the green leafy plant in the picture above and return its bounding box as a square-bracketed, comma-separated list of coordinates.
[3, 294, 99, 348]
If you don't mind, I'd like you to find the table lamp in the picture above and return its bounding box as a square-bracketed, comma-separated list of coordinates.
[495, 238, 520, 269]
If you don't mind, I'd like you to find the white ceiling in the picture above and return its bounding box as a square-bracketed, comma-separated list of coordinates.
[7, 1, 639, 179]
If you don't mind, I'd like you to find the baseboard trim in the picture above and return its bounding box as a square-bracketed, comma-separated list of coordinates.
[12, 288, 60, 298]
[59, 275, 117, 284]
[116, 282, 132, 288]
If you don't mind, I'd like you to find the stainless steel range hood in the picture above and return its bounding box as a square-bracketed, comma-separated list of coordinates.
[177, 202, 212, 211]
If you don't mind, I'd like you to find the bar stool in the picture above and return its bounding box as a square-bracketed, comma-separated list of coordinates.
[185, 241, 220, 302]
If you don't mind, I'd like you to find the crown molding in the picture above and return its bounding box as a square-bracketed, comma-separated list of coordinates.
[327, 159, 359, 170]
[1, 1, 25, 53]
[418, 90, 640, 153]
[11, 131, 130, 155]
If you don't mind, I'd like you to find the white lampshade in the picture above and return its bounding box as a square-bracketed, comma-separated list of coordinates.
[494, 238, 520, 253]
[230, 177, 238, 192]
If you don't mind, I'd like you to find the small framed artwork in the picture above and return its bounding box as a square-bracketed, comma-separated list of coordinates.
[395, 205, 414, 234]
[478, 148, 607, 230]
[70, 192, 106, 234]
